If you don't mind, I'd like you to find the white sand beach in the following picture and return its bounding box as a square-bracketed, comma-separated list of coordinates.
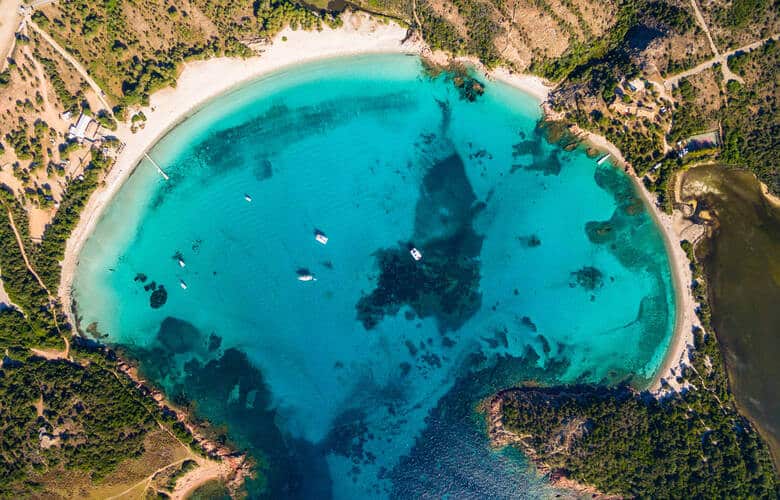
[57, 11, 558, 320]
[58, 11, 422, 315]
[630, 171, 702, 394]
[57, 9, 695, 399]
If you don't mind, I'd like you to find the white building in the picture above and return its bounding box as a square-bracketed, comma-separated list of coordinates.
[67, 114, 92, 140]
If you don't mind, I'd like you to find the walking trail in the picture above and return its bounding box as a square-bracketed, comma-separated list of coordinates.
[27, 16, 113, 113]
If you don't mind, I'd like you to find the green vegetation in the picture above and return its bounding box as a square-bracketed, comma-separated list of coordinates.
[0, 158, 207, 494]
[500, 378, 778, 497]
[32, 150, 112, 291]
[41, 0, 341, 107]
[721, 40, 779, 193]
[164, 459, 198, 491]
[0, 188, 62, 350]
[500, 237, 774, 495]
[530, 2, 637, 82]
[497, 227, 777, 496]
[449, 0, 502, 67]
[724, 0, 770, 29]
[643, 0, 694, 32]
[4, 126, 35, 161]
[35, 55, 82, 114]
[0, 69, 11, 88]
[0, 1, 772, 496]
[418, 4, 463, 54]
[566, 106, 665, 170]
[667, 77, 708, 143]
[0, 355, 160, 495]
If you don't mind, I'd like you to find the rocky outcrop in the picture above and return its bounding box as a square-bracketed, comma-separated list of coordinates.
[482, 389, 622, 499]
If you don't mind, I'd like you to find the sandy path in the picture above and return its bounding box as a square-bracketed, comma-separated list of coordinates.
[664, 34, 778, 89]
[27, 17, 114, 112]
[0, 0, 22, 71]
[689, 0, 719, 57]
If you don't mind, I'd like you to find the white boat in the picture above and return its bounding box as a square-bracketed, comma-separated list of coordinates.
[178, 258, 186, 268]
[315, 231, 329, 245]
[296, 268, 316, 282]
[244, 194, 253, 202]
[596, 153, 611, 165]
[410, 247, 423, 261]
[180, 280, 188, 289]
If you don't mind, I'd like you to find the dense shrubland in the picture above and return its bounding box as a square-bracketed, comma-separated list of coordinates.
[721, 40, 779, 192]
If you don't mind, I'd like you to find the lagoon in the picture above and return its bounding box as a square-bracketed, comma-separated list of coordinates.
[72, 54, 675, 497]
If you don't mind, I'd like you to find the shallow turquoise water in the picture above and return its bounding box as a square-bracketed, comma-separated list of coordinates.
[73, 54, 675, 498]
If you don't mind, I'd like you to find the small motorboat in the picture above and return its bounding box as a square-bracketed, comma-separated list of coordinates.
[244, 194, 253, 202]
[315, 230, 329, 245]
[296, 268, 316, 282]
[178, 258, 186, 268]
[180, 280, 188, 290]
[410, 247, 422, 261]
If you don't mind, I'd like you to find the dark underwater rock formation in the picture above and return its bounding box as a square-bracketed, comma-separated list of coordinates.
[150, 284, 167, 309]
[571, 266, 604, 291]
[357, 152, 484, 333]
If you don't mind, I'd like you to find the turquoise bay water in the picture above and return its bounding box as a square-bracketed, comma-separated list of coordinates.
[73, 55, 675, 498]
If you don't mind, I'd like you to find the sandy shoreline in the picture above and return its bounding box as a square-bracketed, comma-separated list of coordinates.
[572, 127, 699, 393]
[56, 12, 563, 323]
[57, 12, 421, 316]
[627, 169, 700, 393]
[58, 10, 693, 397]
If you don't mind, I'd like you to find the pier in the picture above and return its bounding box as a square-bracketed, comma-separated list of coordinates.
[144, 152, 169, 180]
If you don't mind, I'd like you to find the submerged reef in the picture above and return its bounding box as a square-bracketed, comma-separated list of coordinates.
[357, 153, 484, 332]
[517, 234, 542, 247]
[584, 163, 672, 359]
[570, 266, 604, 291]
[421, 60, 485, 102]
[184, 93, 416, 179]
[356, 232, 482, 332]
[510, 126, 564, 176]
[133, 273, 167, 308]
[390, 346, 572, 497]
[253, 158, 273, 181]
[124, 319, 329, 498]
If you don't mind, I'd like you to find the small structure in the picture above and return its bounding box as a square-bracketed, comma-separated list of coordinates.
[685, 130, 720, 151]
[627, 78, 645, 92]
[67, 113, 92, 140]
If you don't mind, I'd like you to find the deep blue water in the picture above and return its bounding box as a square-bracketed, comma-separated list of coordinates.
[73, 55, 675, 498]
